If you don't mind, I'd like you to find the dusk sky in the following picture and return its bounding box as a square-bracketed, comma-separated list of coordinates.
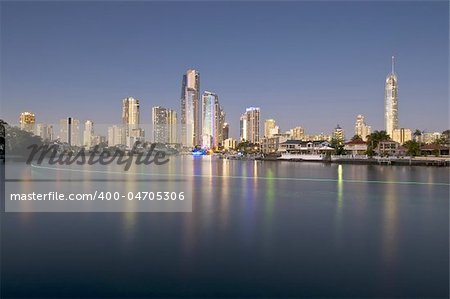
[1, 1, 448, 138]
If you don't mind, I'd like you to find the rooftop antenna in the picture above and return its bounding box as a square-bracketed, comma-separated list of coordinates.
[391, 55, 395, 74]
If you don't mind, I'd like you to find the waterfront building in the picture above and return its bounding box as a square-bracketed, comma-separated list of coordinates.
[261, 137, 280, 154]
[385, 56, 399, 137]
[240, 107, 260, 144]
[83, 120, 94, 149]
[19, 111, 36, 133]
[36, 124, 53, 142]
[264, 119, 277, 138]
[392, 128, 412, 145]
[181, 69, 200, 147]
[344, 139, 368, 156]
[377, 140, 404, 157]
[152, 106, 177, 144]
[201, 91, 223, 148]
[354, 115, 371, 141]
[278, 140, 333, 155]
[59, 117, 80, 146]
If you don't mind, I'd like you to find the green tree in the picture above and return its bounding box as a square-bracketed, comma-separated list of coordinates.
[403, 140, 421, 157]
[351, 135, 363, 142]
[330, 137, 345, 155]
[366, 130, 391, 157]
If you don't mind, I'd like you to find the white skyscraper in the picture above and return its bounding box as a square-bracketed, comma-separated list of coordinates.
[240, 107, 260, 144]
[201, 91, 222, 148]
[152, 106, 177, 144]
[60, 117, 80, 146]
[83, 120, 94, 149]
[385, 56, 398, 137]
[181, 69, 200, 148]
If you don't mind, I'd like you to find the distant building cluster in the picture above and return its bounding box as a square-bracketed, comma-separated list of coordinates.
[15, 57, 448, 153]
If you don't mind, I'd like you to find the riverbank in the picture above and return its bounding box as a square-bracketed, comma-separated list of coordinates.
[261, 156, 450, 167]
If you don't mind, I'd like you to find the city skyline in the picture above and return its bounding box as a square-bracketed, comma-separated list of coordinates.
[1, 2, 448, 138]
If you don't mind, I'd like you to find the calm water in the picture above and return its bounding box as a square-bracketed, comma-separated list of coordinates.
[1, 157, 449, 298]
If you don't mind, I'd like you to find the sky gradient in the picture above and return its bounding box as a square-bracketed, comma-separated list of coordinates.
[1, 1, 449, 138]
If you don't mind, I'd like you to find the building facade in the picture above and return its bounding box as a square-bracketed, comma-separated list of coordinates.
[181, 69, 200, 148]
[240, 107, 260, 144]
[201, 91, 223, 148]
[392, 128, 412, 145]
[60, 117, 80, 146]
[152, 106, 177, 144]
[385, 56, 399, 137]
[19, 111, 36, 133]
[264, 119, 276, 138]
[83, 120, 94, 149]
[122, 97, 144, 147]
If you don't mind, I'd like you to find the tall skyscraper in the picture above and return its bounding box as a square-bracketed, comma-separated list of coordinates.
[152, 106, 177, 144]
[83, 120, 94, 148]
[354, 114, 371, 141]
[122, 97, 144, 147]
[264, 119, 277, 138]
[19, 111, 36, 133]
[181, 69, 200, 147]
[240, 107, 260, 144]
[385, 56, 398, 138]
[60, 117, 80, 146]
[201, 91, 223, 148]
[122, 97, 140, 126]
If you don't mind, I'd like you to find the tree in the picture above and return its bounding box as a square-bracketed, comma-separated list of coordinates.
[366, 130, 391, 156]
[330, 137, 345, 155]
[403, 140, 421, 157]
[351, 135, 363, 142]
[5, 125, 43, 159]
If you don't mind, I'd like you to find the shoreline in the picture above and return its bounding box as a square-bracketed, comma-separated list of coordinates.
[260, 157, 450, 167]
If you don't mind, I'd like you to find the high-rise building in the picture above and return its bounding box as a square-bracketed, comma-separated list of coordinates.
[60, 117, 80, 146]
[385, 56, 398, 138]
[354, 114, 371, 141]
[291, 126, 305, 140]
[83, 120, 94, 148]
[201, 91, 223, 148]
[19, 112, 36, 133]
[333, 124, 345, 144]
[181, 69, 200, 147]
[36, 124, 53, 141]
[264, 119, 277, 138]
[152, 106, 177, 144]
[122, 97, 144, 147]
[223, 123, 229, 141]
[240, 114, 247, 142]
[108, 125, 125, 146]
[240, 107, 260, 144]
[392, 128, 412, 144]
